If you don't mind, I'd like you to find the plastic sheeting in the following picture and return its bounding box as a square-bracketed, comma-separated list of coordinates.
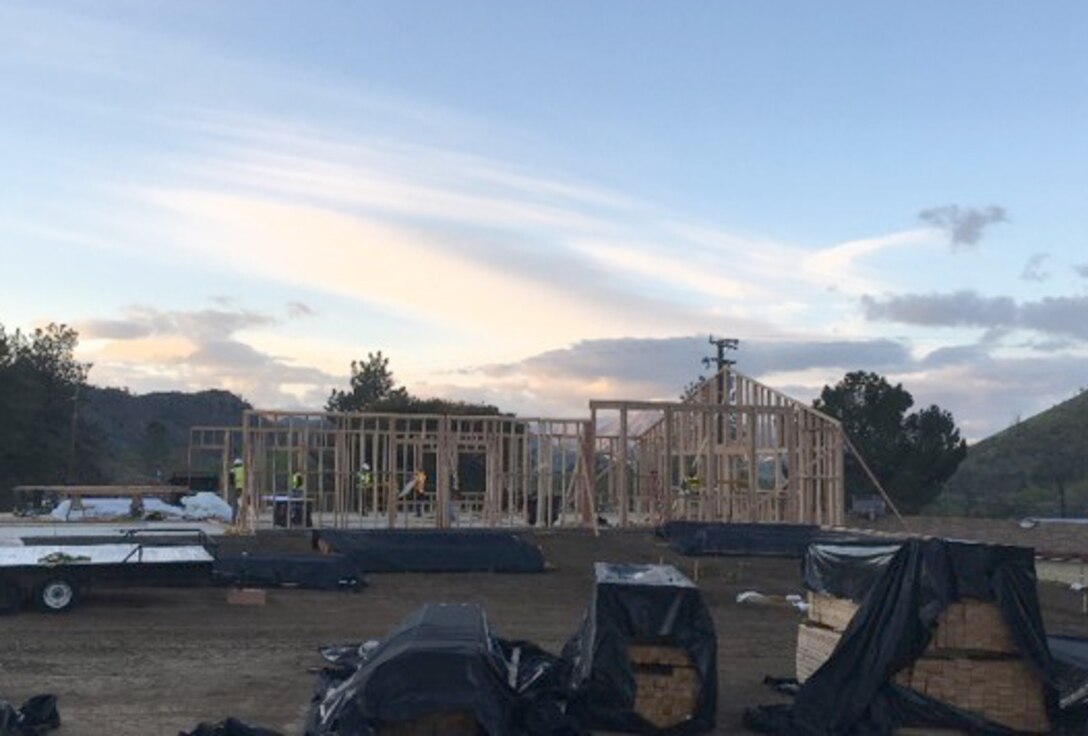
[0, 695, 59, 735]
[212, 554, 363, 590]
[747, 538, 1063, 735]
[305, 603, 582, 735]
[1049, 636, 1088, 715]
[660, 522, 868, 558]
[312, 530, 545, 573]
[563, 563, 717, 734]
[178, 719, 284, 736]
[801, 542, 904, 601]
[50, 493, 231, 523]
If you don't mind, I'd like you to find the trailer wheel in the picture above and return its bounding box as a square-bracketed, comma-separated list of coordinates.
[0, 581, 22, 614]
[36, 578, 78, 613]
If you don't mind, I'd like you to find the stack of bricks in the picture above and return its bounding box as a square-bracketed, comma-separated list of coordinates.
[796, 592, 1049, 733]
[628, 644, 701, 729]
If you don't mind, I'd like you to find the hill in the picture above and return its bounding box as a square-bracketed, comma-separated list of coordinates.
[931, 390, 1088, 517]
[81, 387, 250, 483]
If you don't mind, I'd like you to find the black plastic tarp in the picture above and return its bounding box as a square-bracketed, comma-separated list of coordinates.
[179, 719, 285, 736]
[660, 522, 870, 558]
[563, 563, 717, 734]
[747, 538, 1061, 735]
[0, 695, 59, 735]
[213, 554, 363, 590]
[1050, 636, 1088, 712]
[312, 530, 545, 573]
[305, 603, 581, 735]
[802, 542, 904, 601]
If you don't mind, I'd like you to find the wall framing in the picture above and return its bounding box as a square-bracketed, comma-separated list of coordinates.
[189, 367, 843, 531]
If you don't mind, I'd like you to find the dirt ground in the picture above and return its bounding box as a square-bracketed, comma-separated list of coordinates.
[2, 528, 1088, 735]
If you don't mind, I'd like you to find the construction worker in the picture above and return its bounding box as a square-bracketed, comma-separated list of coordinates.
[413, 469, 427, 517]
[356, 463, 373, 513]
[228, 458, 244, 520]
[681, 471, 701, 496]
[289, 470, 306, 526]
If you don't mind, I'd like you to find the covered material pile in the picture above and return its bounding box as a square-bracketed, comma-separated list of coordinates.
[0, 695, 59, 736]
[305, 603, 579, 736]
[179, 718, 284, 736]
[212, 553, 363, 590]
[660, 522, 869, 558]
[751, 538, 1059, 734]
[312, 530, 545, 573]
[563, 563, 716, 734]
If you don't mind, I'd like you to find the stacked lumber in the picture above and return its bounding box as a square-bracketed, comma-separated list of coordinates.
[797, 592, 1048, 732]
[628, 644, 701, 729]
[927, 599, 1016, 653]
[376, 711, 478, 736]
[807, 592, 858, 632]
[894, 657, 1047, 733]
[795, 622, 842, 683]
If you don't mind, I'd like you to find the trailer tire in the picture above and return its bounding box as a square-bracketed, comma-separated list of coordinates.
[36, 577, 78, 613]
[0, 581, 23, 614]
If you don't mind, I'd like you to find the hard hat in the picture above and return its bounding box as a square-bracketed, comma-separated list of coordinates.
[233, 458, 243, 466]
[361, 463, 370, 471]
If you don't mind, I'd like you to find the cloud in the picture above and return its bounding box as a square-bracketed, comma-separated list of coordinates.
[862, 290, 1088, 341]
[918, 205, 1008, 248]
[861, 291, 1016, 327]
[76, 304, 337, 407]
[1020, 252, 1051, 282]
[78, 318, 153, 340]
[431, 336, 916, 417]
[287, 301, 315, 319]
[1074, 263, 1088, 279]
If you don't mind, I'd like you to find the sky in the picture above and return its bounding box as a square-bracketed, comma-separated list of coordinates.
[1, 1, 1086, 440]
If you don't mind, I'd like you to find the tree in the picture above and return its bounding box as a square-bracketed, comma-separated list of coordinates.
[325, 352, 407, 412]
[326, 352, 503, 416]
[0, 323, 103, 507]
[814, 371, 967, 514]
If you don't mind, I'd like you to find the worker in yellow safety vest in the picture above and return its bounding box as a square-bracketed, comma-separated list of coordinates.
[356, 463, 373, 513]
[228, 458, 244, 520]
[291, 471, 304, 497]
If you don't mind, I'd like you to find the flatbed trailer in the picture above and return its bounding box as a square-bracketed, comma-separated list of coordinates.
[0, 529, 216, 613]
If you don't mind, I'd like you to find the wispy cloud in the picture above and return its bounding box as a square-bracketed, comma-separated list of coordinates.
[918, 204, 1008, 248]
[287, 301, 315, 319]
[1020, 252, 1051, 282]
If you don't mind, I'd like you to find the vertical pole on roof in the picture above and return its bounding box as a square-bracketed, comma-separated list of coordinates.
[618, 407, 629, 528]
[663, 406, 673, 525]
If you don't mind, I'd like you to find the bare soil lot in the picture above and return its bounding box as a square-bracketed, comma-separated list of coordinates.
[2, 527, 1087, 735]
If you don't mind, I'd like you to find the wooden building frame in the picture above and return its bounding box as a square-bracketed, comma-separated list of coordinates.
[591, 367, 844, 527]
[189, 366, 843, 531]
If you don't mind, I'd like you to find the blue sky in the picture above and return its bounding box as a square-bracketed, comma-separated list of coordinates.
[1, 1, 1086, 439]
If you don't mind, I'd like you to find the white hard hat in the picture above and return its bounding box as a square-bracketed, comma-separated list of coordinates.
[233, 458, 243, 466]
[361, 463, 370, 471]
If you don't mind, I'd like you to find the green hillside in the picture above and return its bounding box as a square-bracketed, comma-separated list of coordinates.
[82, 387, 250, 483]
[932, 390, 1088, 517]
